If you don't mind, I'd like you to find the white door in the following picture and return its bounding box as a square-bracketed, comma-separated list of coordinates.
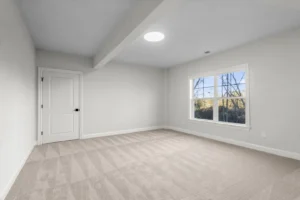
[41, 70, 80, 144]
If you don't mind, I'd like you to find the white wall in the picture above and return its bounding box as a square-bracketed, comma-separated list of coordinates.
[167, 27, 300, 155]
[0, 0, 37, 199]
[36, 50, 166, 137]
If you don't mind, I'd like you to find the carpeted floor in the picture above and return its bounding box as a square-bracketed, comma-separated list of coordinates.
[6, 129, 300, 200]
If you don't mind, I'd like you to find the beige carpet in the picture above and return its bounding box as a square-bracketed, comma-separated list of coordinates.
[6, 129, 300, 200]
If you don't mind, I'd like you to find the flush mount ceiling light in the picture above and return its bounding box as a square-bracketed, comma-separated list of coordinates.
[144, 32, 165, 42]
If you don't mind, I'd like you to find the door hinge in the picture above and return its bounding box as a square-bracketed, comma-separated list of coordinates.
[41, 131, 43, 136]
[41, 77, 44, 82]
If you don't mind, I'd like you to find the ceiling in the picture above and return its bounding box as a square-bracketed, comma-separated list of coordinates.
[116, 0, 300, 67]
[19, 0, 300, 68]
[18, 0, 135, 56]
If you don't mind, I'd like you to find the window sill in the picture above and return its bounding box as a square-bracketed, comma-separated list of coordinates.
[189, 118, 251, 131]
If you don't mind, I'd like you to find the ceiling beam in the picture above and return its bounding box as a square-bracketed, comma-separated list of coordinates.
[93, 0, 183, 69]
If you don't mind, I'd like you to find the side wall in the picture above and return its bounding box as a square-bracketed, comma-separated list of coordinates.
[36, 50, 165, 138]
[0, 0, 37, 199]
[167, 28, 300, 156]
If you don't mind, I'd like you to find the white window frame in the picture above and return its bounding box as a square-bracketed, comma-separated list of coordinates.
[189, 64, 250, 129]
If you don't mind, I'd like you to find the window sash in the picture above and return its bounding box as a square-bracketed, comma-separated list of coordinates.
[191, 97, 247, 124]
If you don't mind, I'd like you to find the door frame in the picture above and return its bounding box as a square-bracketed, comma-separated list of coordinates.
[38, 67, 83, 145]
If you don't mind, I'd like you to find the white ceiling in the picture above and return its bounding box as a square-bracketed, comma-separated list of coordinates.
[19, 0, 300, 68]
[116, 0, 300, 67]
[18, 0, 135, 56]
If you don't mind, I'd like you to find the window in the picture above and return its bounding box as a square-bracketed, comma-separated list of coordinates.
[190, 64, 249, 127]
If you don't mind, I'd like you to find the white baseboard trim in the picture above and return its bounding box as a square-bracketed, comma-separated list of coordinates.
[165, 126, 300, 161]
[0, 142, 36, 200]
[82, 126, 165, 139]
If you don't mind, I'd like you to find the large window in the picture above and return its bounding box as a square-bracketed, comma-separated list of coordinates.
[190, 65, 249, 127]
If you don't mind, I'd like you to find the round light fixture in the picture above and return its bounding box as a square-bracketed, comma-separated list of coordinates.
[144, 32, 165, 42]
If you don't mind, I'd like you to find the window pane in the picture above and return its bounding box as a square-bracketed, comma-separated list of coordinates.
[194, 99, 213, 120]
[218, 98, 245, 124]
[193, 87, 214, 98]
[193, 76, 214, 98]
[218, 83, 245, 97]
[218, 71, 246, 97]
[204, 87, 214, 98]
[193, 87, 203, 98]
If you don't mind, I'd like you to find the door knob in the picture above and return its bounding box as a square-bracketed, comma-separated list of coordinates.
[74, 108, 80, 112]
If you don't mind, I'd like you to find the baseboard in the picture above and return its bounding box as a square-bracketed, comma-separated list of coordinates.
[165, 126, 300, 161]
[82, 126, 165, 139]
[0, 142, 36, 200]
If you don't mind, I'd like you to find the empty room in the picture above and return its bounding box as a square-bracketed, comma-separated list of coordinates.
[1, 0, 300, 199]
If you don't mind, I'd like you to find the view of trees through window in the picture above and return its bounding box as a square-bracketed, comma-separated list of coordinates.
[194, 99, 213, 120]
[192, 70, 246, 124]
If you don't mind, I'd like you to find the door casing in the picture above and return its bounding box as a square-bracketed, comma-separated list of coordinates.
[38, 67, 83, 145]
